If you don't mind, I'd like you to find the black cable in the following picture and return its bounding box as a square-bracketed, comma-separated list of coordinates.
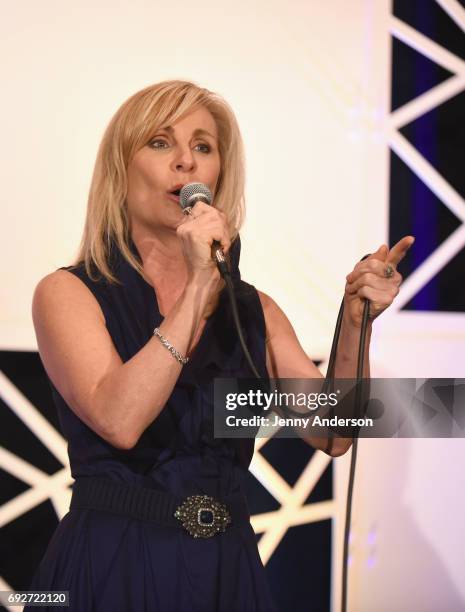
[340, 299, 370, 612]
[218, 260, 261, 379]
[325, 300, 346, 383]
[323, 253, 372, 612]
[221, 247, 372, 612]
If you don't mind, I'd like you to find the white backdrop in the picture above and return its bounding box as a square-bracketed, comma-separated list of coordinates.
[0, 0, 389, 355]
[1, 1, 465, 611]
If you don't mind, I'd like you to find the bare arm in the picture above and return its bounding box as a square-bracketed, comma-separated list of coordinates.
[257, 236, 414, 457]
[33, 267, 219, 450]
[258, 291, 352, 457]
[333, 315, 371, 379]
[33, 203, 231, 450]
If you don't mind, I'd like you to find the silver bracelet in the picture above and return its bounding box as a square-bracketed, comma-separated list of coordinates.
[153, 327, 189, 365]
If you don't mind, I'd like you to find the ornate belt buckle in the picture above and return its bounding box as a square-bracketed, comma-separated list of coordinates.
[174, 494, 232, 538]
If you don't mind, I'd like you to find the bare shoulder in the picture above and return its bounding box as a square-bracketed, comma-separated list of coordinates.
[256, 289, 288, 316]
[33, 268, 105, 324]
[257, 289, 293, 341]
[257, 289, 274, 311]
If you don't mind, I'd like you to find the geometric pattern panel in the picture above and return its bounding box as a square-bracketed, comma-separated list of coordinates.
[260, 438, 321, 488]
[391, 37, 453, 111]
[304, 461, 332, 506]
[400, 90, 465, 199]
[256, 437, 333, 504]
[394, 0, 465, 62]
[403, 245, 465, 310]
[389, 150, 462, 309]
[0, 396, 63, 477]
[388, 0, 465, 313]
[0, 352, 73, 610]
[1, 352, 334, 611]
[0, 469, 29, 507]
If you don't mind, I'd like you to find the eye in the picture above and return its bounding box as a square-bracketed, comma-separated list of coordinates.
[194, 142, 211, 153]
[148, 138, 169, 150]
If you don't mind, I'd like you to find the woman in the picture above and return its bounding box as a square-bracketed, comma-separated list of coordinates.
[28, 80, 413, 611]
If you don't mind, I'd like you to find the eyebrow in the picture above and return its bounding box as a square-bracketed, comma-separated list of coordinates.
[161, 126, 217, 140]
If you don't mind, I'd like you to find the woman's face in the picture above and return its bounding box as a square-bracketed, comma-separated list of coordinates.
[126, 105, 221, 232]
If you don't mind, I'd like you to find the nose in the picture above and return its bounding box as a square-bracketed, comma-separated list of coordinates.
[172, 145, 196, 173]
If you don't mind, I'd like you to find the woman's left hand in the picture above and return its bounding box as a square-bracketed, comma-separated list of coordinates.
[344, 236, 415, 328]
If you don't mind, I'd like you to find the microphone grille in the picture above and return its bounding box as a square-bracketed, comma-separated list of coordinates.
[179, 183, 213, 210]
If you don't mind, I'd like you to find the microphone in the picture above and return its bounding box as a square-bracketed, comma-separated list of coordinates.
[179, 182, 212, 210]
[179, 182, 230, 277]
[180, 182, 260, 377]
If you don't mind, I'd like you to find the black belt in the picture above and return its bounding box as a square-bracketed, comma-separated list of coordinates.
[70, 477, 250, 538]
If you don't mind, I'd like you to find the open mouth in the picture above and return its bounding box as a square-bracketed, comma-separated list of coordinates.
[169, 184, 184, 198]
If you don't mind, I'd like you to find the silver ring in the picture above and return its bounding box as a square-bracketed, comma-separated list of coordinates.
[384, 264, 394, 278]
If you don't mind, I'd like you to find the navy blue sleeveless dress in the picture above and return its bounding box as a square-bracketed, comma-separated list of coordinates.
[26, 236, 278, 612]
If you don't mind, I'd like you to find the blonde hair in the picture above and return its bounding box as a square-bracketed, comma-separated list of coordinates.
[72, 80, 246, 283]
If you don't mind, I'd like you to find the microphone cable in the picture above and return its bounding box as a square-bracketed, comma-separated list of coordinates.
[220, 237, 371, 611]
[216, 256, 261, 379]
[217, 229, 371, 611]
[180, 185, 371, 609]
[219, 239, 372, 612]
[323, 254, 372, 612]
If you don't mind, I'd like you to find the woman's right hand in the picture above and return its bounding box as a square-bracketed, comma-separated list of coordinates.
[176, 202, 231, 281]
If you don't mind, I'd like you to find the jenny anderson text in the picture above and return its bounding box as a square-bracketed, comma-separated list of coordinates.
[225, 415, 374, 428]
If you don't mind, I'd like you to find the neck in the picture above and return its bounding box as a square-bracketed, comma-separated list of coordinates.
[131, 225, 187, 283]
